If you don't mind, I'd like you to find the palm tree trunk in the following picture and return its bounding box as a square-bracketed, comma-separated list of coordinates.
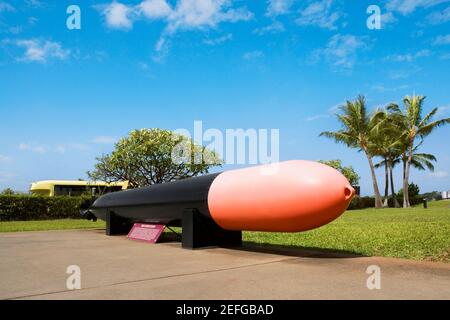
[402, 158, 407, 208]
[365, 149, 383, 208]
[383, 158, 389, 207]
[404, 144, 413, 208]
[388, 158, 400, 208]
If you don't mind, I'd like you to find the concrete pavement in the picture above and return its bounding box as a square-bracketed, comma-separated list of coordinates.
[0, 229, 449, 299]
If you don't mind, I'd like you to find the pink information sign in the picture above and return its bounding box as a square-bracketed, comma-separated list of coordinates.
[127, 223, 165, 243]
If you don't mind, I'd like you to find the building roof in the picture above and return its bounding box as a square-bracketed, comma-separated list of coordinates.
[30, 180, 129, 191]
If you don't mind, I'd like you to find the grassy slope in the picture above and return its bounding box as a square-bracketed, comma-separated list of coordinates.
[0, 200, 448, 261]
[244, 200, 450, 261]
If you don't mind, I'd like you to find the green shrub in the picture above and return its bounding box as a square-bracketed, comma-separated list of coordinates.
[0, 195, 94, 221]
[348, 195, 422, 210]
[347, 196, 375, 210]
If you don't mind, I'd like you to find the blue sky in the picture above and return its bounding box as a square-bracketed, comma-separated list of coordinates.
[0, 0, 449, 195]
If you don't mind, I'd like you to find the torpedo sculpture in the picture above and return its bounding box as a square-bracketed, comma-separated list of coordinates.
[83, 160, 355, 249]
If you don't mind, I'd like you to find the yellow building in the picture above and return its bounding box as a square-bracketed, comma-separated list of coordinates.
[30, 180, 129, 197]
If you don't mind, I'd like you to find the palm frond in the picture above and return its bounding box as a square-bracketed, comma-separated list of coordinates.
[418, 117, 450, 136]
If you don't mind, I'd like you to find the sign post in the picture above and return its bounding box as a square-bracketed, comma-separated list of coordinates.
[127, 223, 165, 243]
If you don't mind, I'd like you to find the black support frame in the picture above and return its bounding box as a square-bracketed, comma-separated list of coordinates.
[181, 208, 242, 249]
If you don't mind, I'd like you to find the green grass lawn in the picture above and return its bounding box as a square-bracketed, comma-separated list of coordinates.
[244, 200, 450, 262]
[0, 200, 448, 261]
[0, 219, 105, 232]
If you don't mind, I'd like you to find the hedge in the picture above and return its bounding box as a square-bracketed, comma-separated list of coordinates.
[0, 194, 426, 221]
[0, 195, 93, 221]
[347, 195, 422, 210]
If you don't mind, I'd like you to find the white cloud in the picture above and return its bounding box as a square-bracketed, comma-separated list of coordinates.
[433, 34, 450, 45]
[0, 171, 16, 181]
[165, 0, 253, 33]
[436, 105, 450, 116]
[98, 0, 253, 58]
[20, 142, 90, 154]
[99, 1, 134, 30]
[25, 0, 43, 8]
[429, 170, 449, 178]
[427, 6, 450, 24]
[99, 0, 253, 32]
[253, 21, 285, 35]
[305, 114, 329, 121]
[0, 154, 11, 162]
[266, 0, 292, 17]
[15, 39, 70, 63]
[296, 0, 341, 30]
[138, 0, 172, 19]
[314, 34, 367, 69]
[371, 84, 409, 92]
[19, 143, 46, 153]
[203, 33, 232, 45]
[386, 0, 450, 15]
[91, 136, 117, 144]
[54, 143, 88, 153]
[243, 50, 264, 60]
[388, 67, 422, 79]
[304, 101, 344, 121]
[385, 49, 431, 62]
[380, 12, 397, 27]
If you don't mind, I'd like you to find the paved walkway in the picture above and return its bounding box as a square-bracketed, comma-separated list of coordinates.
[0, 229, 449, 299]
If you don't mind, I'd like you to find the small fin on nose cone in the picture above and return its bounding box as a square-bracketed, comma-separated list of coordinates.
[344, 186, 355, 201]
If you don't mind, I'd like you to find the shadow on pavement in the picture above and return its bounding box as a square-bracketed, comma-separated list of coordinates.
[237, 241, 365, 259]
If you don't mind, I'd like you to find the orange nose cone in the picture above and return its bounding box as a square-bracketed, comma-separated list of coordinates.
[207, 160, 355, 232]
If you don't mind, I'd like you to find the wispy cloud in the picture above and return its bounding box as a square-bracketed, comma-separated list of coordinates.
[433, 34, 450, 45]
[266, 0, 292, 17]
[296, 0, 341, 30]
[13, 39, 70, 63]
[0, 171, 16, 182]
[97, 0, 253, 58]
[253, 21, 285, 35]
[243, 50, 264, 60]
[370, 84, 410, 93]
[0, 2, 15, 12]
[436, 105, 450, 116]
[19, 143, 46, 153]
[385, 49, 431, 62]
[305, 114, 329, 122]
[0, 154, 11, 162]
[380, 12, 397, 27]
[388, 67, 421, 79]
[304, 101, 344, 121]
[165, 0, 252, 33]
[19, 142, 89, 153]
[203, 33, 232, 45]
[91, 136, 117, 144]
[429, 170, 449, 178]
[386, 0, 450, 15]
[426, 6, 450, 24]
[312, 34, 368, 70]
[54, 143, 89, 153]
[25, 0, 43, 8]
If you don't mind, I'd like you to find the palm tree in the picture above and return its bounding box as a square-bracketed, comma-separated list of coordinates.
[370, 112, 402, 207]
[320, 95, 385, 208]
[375, 142, 436, 207]
[388, 95, 450, 207]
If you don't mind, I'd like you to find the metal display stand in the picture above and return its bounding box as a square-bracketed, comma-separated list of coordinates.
[182, 208, 242, 249]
